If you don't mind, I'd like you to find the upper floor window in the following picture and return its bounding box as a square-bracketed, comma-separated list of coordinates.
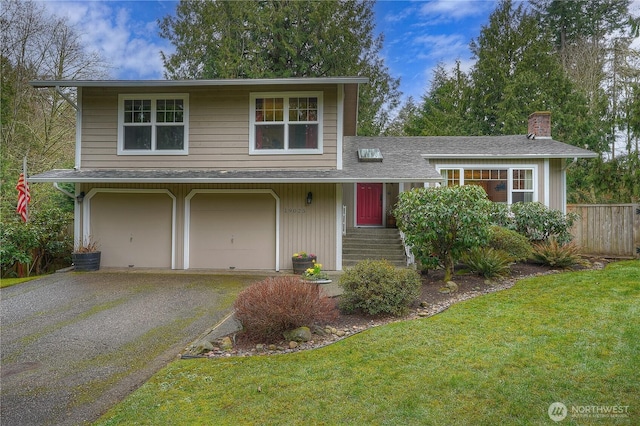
[249, 92, 323, 154]
[118, 94, 189, 155]
[439, 167, 535, 204]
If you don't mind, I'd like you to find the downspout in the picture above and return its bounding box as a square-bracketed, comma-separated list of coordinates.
[56, 86, 78, 110]
[53, 182, 74, 199]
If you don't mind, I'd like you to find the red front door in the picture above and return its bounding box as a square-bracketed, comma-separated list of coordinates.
[357, 183, 383, 226]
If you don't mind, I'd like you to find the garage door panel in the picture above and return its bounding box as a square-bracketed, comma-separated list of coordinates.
[189, 193, 275, 269]
[90, 193, 172, 268]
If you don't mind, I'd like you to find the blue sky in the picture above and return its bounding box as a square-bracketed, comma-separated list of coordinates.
[42, 0, 639, 101]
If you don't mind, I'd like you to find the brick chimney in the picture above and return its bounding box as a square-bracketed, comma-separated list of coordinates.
[527, 111, 551, 139]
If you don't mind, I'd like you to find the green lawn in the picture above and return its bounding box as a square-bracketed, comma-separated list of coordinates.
[0, 276, 40, 288]
[97, 261, 639, 425]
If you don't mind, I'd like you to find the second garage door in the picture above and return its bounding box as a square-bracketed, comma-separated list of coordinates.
[188, 192, 276, 269]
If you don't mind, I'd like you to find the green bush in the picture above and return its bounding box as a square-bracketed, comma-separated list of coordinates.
[394, 185, 492, 282]
[531, 238, 581, 268]
[462, 247, 512, 279]
[488, 225, 533, 262]
[339, 259, 422, 316]
[510, 202, 577, 244]
[0, 206, 72, 277]
[234, 276, 338, 341]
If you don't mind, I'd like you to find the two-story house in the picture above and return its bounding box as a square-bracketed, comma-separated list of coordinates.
[29, 77, 596, 271]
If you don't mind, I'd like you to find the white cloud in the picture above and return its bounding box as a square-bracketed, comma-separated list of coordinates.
[413, 33, 468, 60]
[418, 0, 497, 22]
[41, 0, 174, 79]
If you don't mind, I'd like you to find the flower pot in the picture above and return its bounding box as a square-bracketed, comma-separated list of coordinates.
[292, 256, 316, 274]
[73, 251, 101, 272]
[302, 278, 332, 284]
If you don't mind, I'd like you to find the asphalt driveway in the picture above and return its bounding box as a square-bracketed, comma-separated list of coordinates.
[0, 271, 262, 426]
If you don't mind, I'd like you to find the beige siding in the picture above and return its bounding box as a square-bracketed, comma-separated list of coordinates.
[79, 182, 337, 270]
[548, 158, 564, 211]
[81, 85, 339, 169]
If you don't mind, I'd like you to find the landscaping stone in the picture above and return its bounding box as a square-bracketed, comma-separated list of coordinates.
[289, 341, 298, 349]
[283, 326, 312, 342]
[220, 336, 233, 351]
[190, 340, 214, 355]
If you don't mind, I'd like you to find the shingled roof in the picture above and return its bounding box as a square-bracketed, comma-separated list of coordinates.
[345, 136, 597, 159]
[29, 135, 595, 184]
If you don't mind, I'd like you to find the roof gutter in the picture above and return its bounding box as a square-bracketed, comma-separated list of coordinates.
[31, 77, 369, 88]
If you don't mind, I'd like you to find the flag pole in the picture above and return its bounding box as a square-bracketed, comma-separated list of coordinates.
[23, 156, 28, 223]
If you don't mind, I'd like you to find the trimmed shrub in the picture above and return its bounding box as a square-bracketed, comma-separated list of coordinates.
[531, 238, 581, 268]
[510, 202, 577, 244]
[462, 247, 512, 279]
[234, 276, 338, 341]
[339, 259, 422, 316]
[488, 225, 533, 262]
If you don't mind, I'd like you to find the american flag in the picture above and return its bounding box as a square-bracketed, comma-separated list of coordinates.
[16, 173, 30, 222]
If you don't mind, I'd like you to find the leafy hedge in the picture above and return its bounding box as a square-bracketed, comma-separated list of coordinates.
[0, 206, 72, 277]
[339, 259, 422, 316]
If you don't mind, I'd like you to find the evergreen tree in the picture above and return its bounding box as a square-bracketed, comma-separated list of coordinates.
[406, 61, 474, 136]
[159, 0, 400, 135]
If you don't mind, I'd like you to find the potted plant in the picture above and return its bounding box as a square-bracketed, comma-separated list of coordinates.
[292, 251, 316, 274]
[302, 262, 331, 284]
[72, 237, 101, 271]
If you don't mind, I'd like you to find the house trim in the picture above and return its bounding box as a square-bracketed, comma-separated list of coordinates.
[336, 84, 344, 170]
[75, 87, 82, 169]
[335, 183, 343, 270]
[31, 77, 369, 88]
[82, 188, 177, 269]
[183, 189, 280, 271]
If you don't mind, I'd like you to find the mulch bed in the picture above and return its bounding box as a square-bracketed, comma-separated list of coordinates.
[192, 259, 609, 359]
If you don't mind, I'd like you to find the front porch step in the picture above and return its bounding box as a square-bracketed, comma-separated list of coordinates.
[342, 227, 407, 268]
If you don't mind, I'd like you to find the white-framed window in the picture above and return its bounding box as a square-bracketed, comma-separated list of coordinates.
[249, 92, 323, 154]
[117, 94, 189, 155]
[439, 167, 536, 204]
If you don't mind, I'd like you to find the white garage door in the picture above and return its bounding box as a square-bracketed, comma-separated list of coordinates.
[189, 192, 276, 269]
[90, 192, 173, 268]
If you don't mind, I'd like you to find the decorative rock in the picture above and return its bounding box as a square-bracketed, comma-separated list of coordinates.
[593, 262, 605, 270]
[417, 311, 429, 317]
[312, 325, 327, 336]
[220, 336, 233, 351]
[289, 341, 298, 349]
[255, 344, 265, 352]
[191, 340, 214, 355]
[268, 344, 277, 351]
[438, 287, 451, 294]
[445, 281, 458, 293]
[283, 326, 312, 342]
[420, 301, 429, 308]
[336, 330, 346, 337]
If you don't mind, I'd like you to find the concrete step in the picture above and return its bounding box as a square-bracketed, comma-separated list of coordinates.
[342, 227, 407, 268]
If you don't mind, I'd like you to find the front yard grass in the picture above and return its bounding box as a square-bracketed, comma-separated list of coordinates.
[0, 276, 40, 288]
[97, 261, 640, 425]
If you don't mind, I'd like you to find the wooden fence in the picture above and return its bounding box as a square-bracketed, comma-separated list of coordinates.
[567, 204, 640, 259]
